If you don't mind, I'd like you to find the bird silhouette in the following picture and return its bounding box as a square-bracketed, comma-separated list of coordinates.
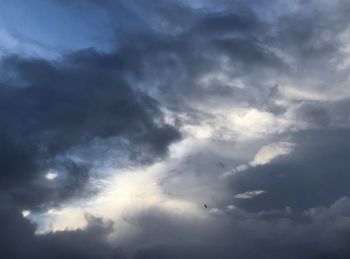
[204, 204, 208, 209]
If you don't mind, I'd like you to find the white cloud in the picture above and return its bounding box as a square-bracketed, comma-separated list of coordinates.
[180, 106, 291, 143]
[227, 108, 289, 139]
[221, 164, 250, 178]
[45, 170, 58, 181]
[280, 85, 331, 102]
[234, 190, 267, 199]
[250, 142, 295, 166]
[183, 124, 213, 139]
[221, 141, 295, 178]
[22, 210, 31, 217]
[34, 161, 206, 243]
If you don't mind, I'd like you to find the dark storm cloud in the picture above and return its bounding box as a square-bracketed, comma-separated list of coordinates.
[86, 196, 350, 259]
[116, 10, 288, 111]
[3, 192, 350, 259]
[54, 0, 287, 107]
[294, 99, 350, 128]
[1, 0, 350, 259]
[0, 49, 180, 208]
[131, 130, 350, 258]
[0, 194, 128, 259]
[229, 128, 350, 212]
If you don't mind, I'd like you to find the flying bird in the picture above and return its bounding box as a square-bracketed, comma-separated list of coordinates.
[204, 204, 208, 209]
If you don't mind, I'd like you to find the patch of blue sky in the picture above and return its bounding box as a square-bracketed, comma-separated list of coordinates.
[0, 0, 116, 58]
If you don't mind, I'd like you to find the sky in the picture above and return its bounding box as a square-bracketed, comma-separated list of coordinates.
[1, 0, 350, 258]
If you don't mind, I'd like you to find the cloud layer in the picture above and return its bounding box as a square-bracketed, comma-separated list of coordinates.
[1, 0, 350, 258]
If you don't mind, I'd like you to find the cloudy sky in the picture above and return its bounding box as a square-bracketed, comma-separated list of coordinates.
[1, 0, 350, 258]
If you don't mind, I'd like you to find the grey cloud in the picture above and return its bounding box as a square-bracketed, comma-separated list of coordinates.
[0, 50, 180, 209]
[294, 99, 350, 128]
[0, 195, 127, 259]
[1, 0, 350, 258]
[228, 128, 350, 212]
[98, 196, 350, 259]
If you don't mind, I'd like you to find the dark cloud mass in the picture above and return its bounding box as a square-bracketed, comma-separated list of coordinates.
[1, 0, 350, 258]
[229, 128, 350, 212]
[0, 49, 180, 206]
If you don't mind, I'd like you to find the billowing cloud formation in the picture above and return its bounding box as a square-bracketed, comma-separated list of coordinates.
[0, 50, 181, 208]
[1, 0, 350, 258]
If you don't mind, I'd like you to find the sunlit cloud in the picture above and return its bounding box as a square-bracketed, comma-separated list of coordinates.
[222, 141, 295, 177]
[22, 210, 31, 217]
[250, 142, 295, 166]
[234, 190, 267, 199]
[45, 170, 58, 181]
